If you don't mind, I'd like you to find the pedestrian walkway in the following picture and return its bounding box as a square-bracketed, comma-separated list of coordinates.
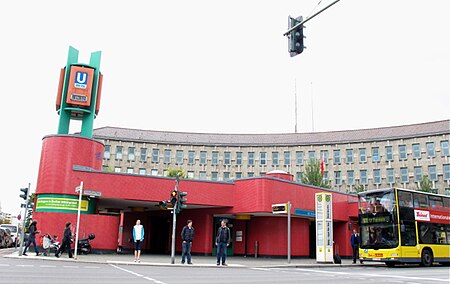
[4, 248, 376, 268]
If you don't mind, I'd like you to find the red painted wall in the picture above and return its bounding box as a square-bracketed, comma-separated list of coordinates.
[245, 217, 310, 257]
[34, 211, 119, 250]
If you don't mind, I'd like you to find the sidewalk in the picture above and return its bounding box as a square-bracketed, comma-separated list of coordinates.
[4, 249, 372, 268]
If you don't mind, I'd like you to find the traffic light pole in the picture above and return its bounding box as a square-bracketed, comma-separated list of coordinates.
[18, 183, 30, 256]
[170, 202, 177, 264]
[170, 178, 180, 264]
[283, 0, 341, 36]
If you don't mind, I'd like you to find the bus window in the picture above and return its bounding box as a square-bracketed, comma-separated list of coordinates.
[413, 193, 428, 209]
[446, 225, 450, 245]
[398, 191, 413, 208]
[400, 221, 417, 246]
[429, 195, 444, 209]
[443, 196, 450, 208]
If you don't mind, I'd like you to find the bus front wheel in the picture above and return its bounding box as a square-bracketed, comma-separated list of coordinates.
[420, 249, 433, 267]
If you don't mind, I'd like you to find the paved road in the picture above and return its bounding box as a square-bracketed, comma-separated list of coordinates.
[0, 256, 449, 284]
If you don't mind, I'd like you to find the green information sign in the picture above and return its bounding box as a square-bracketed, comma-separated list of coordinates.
[35, 194, 95, 214]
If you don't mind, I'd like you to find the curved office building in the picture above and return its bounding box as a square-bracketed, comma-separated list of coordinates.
[93, 119, 450, 195]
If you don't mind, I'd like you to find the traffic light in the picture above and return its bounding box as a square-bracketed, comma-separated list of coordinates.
[176, 191, 188, 213]
[158, 200, 167, 209]
[288, 16, 305, 57]
[170, 190, 177, 206]
[20, 187, 28, 200]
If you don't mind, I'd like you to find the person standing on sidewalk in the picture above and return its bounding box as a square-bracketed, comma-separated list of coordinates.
[215, 219, 231, 266]
[133, 219, 144, 263]
[23, 220, 40, 256]
[350, 228, 360, 264]
[55, 222, 73, 258]
[181, 220, 194, 264]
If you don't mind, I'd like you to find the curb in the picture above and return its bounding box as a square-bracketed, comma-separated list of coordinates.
[4, 253, 371, 269]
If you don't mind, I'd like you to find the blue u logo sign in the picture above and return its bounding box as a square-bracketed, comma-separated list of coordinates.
[74, 72, 88, 88]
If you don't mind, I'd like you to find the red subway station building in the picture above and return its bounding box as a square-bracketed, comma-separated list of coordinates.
[34, 134, 359, 258]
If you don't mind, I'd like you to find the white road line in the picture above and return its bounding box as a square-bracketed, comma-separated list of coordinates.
[83, 266, 100, 269]
[0, 264, 10, 266]
[63, 266, 79, 268]
[143, 277, 166, 284]
[250, 268, 271, 271]
[17, 265, 34, 267]
[40, 265, 57, 268]
[294, 268, 449, 282]
[109, 264, 167, 284]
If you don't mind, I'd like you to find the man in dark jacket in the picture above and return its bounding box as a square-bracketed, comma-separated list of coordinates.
[180, 220, 194, 264]
[350, 229, 360, 264]
[215, 219, 231, 266]
[55, 222, 73, 258]
[23, 220, 40, 256]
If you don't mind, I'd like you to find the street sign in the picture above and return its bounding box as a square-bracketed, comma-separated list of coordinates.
[272, 203, 288, 214]
[83, 190, 102, 197]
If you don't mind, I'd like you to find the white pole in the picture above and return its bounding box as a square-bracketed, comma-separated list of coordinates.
[287, 201, 291, 264]
[74, 181, 83, 260]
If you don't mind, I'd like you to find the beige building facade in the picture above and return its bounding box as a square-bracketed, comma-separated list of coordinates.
[93, 120, 450, 195]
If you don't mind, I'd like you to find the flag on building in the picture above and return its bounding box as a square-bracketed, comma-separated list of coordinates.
[320, 153, 325, 176]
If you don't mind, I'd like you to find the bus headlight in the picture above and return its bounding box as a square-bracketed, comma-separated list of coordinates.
[391, 253, 398, 257]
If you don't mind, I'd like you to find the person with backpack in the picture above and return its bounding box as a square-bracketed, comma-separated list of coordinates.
[180, 219, 194, 264]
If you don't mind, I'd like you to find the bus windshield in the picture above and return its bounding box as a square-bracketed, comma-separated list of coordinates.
[358, 189, 399, 249]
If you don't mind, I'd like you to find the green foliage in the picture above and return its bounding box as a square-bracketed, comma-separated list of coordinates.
[301, 159, 330, 189]
[354, 185, 365, 193]
[419, 175, 433, 193]
[102, 166, 114, 172]
[24, 193, 35, 231]
[166, 168, 187, 179]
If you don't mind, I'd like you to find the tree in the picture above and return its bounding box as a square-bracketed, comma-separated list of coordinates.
[302, 159, 330, 188]
[166, 168, 187, 179]
[24, 193, 36, 232]
[353, 185, 365, 193]
[419, 175, 433, 193]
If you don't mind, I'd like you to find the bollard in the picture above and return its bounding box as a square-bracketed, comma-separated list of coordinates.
[255, 241, 258, 258]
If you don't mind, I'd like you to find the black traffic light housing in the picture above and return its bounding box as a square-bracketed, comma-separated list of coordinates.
[176, 191, 188, 214]
[20, 187, 29, 200]
[288, 16, 305, 57]
[170, 190, 177, 206]
[158, 200, 167, 209]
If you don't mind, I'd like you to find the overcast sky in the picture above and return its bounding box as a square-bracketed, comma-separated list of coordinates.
[0, 0, 448, 215]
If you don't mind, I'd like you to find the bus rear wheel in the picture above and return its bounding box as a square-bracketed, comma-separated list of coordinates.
[385, 261, 396, 267]
[420, 249, 433, 267]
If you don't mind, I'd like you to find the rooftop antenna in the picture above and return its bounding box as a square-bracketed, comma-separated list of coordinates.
[311, 81, 314, 132]
[295, 79, 298, 133]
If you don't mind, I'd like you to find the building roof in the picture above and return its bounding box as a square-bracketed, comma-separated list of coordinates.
[92, 120, 450, 147]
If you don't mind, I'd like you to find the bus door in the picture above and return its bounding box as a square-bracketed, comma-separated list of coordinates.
[400, 220, 418, 258]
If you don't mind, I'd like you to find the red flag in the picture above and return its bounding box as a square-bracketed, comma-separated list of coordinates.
[320, 153, 325, 176]
[17, 212, 21, 221]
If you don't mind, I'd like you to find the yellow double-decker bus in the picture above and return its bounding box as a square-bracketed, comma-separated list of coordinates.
[358, 188, 450, 267]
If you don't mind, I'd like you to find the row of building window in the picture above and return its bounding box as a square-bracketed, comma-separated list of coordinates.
[104, 140, 450, 165]
[108, 164, 450, 185]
